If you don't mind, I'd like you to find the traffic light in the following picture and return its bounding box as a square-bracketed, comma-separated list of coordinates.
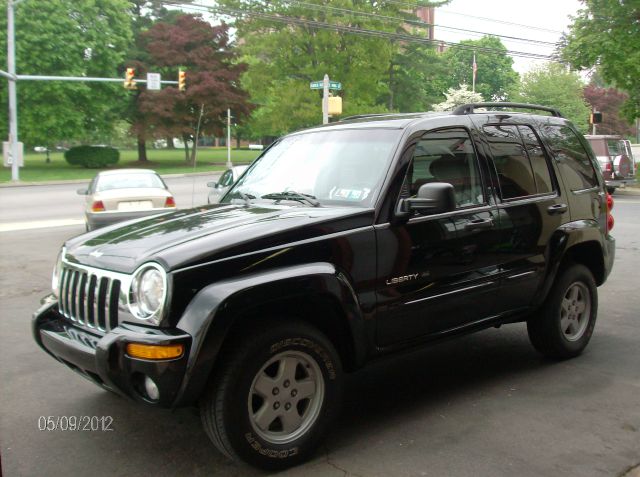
[124, 68, 136, 90]
[178, 69, 186, 92]
[590, 112, 603, 124]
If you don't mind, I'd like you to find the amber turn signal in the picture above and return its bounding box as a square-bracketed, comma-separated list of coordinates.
[126, 343, 184, 360]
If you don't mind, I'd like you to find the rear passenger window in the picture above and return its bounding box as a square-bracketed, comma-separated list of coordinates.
[541, 125, 599, 190]
[518, 126, 554, 194]
[484, 125, 536, 199]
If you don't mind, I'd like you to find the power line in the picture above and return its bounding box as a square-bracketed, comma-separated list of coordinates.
[381, 0, 564, 34]
[436, 8, 564, 34]
[281, 0, 558, 47]
[162, 1, 557, 60]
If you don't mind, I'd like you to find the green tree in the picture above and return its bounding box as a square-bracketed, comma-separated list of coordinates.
[390, 43, 449, 112]
[512, 63, 590, 133]
[561, 0, 640, 121]
[442, 36, 519, 101]
[215, 0, 445, 137]
[0, 0, 133, 148]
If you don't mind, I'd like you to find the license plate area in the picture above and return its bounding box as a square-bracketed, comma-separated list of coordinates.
[117, 200, 153, 211]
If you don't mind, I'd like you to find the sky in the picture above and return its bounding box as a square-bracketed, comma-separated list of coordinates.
[433, 0, 583, 74]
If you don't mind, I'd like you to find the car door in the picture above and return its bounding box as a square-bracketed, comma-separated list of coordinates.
[470, 116, 570, 314]
[375, 125, 501, 346]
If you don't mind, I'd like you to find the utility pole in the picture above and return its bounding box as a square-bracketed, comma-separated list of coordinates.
[322, 74, 329, 125]
[226, 108, 232, 169]
[7, 0, 21, 182]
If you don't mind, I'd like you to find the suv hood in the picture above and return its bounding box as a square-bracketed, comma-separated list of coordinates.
[64, 203, 373, 273]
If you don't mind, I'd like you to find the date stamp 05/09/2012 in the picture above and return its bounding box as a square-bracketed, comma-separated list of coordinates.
[37, 416, 114, 432]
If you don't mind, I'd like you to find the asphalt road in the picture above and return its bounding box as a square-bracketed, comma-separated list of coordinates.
[0, 174, 219, 225]
[0, 190, 639, 477]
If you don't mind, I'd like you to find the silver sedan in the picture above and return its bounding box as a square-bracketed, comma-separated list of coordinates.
[77, 169, 176, 231]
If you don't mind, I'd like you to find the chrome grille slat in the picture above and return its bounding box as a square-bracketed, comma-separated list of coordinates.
[59, 268, 68, 317]
[104, 278, 112, 332]
[77, 273, 87, 325]
[63, 268, 73, 318]
[56, 263, 127, 335]
[83, 273, 91, 326]
[69, 270, 79, 320]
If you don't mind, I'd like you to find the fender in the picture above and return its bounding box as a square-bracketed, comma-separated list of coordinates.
[535, 219, 606, 306]
[172, 262, 366, 406]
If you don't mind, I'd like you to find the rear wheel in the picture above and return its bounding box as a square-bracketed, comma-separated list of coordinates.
[200, 321, 343, 470]
[527, 263, 598, 359]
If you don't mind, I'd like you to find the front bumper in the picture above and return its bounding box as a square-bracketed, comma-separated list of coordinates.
[33, 296, 192, 407]
[604, 177, 636, 188]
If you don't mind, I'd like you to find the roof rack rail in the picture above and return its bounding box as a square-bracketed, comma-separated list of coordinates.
[341, 112, 432, 121]
[452, 102, 563, 118]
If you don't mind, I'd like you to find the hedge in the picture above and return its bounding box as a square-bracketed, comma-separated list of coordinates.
[64, 145, 120, 168]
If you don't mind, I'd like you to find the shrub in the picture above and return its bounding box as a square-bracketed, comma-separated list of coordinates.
[64, 145, 119, 168]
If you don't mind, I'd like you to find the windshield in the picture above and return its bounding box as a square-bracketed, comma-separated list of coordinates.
[223, 128, 401, 207]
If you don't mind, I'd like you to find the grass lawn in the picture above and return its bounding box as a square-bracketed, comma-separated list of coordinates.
[0, 148, 262, 183]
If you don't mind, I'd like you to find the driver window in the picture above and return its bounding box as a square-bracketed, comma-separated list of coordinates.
[404, 128, 484, 208]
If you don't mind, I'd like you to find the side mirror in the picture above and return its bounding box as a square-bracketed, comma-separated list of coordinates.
[397, 182, 456, 218]
[76, 187, 88, 195]
[206, 181, 218, 188]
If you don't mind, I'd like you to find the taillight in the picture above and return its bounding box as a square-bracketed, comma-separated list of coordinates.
[606, 193, 614, 211]
[164, 196, 176, 208]
[91, 200, 105, 212]
[604, 162, 612, 172]
[606, 193, 614, 233]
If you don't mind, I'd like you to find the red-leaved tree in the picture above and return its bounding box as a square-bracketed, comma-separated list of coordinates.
[583, 85, 635, 137]
[135, 15, 252, 163]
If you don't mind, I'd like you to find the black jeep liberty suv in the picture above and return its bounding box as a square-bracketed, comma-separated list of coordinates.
[33, 103, 615, 470]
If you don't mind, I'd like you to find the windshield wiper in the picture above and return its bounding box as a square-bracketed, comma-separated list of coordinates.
[230, 191, 256, 206]
[261, 191, 320, 207]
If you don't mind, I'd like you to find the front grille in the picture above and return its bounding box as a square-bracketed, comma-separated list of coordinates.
[58, 265, 122, 333]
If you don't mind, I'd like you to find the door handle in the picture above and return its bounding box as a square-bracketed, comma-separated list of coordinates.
[464, 218, 494, 231]
[547, 203, 568, 215]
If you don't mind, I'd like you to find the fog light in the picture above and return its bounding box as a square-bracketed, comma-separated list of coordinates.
[126, 343, 184, 360]
[144, 376, 160, 401]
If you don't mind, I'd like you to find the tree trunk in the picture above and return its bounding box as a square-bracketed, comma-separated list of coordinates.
[183, 134, 191, 164]
[137, 136, 148, 162]
[190, 135, 198, 164]
[236, 134, 241, 149]
[166, 136, 175, 149]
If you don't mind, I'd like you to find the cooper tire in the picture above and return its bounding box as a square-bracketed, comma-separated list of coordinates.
[527, 263, 598, 359]
[200, 321, 343, 471]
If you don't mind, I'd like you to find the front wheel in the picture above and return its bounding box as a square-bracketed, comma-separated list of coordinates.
[527, 263, 598, 359]
[200, 321, 343, 470]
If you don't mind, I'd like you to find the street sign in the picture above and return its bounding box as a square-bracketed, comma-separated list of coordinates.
[310, 80, 342, 90]
[147, 73, 161, 90]
[3, 141, 24, 167]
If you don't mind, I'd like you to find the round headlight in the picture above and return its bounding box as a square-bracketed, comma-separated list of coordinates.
[129, 263, 167, 323]
[51, 249, 64, 297]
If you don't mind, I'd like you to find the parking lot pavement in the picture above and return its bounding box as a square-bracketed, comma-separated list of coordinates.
[1, 201, 639, 476]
